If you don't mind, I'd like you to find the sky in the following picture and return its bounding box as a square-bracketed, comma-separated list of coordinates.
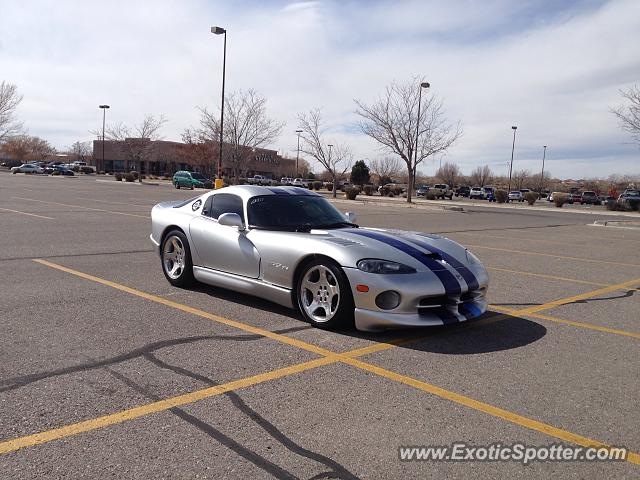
[1, 0, 639, 179]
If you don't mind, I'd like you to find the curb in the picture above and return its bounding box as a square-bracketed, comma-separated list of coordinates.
[591, 220, 640, 230]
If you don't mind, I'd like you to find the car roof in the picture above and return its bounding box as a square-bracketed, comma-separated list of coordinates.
[209, 185, 321, 201]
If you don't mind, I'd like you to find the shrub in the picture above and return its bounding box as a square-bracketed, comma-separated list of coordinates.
[80, 166, 94, 174]
[524, 192, 538, 205]
[271, 181, 282, 186]
[124, 173, 136, 182]
[344, 186, 359, 200]
[313, 181, 322, 190]
[495, 190, 508, 203]
[629, 199, 640, 212]
[425, 191, 437, 200]
[140, 174, 146, 180]
[114, 172, 123, 181]
[553, 193, 568, 207]
[129, 171, 139, 180]
[363, 185, 374, 196]
[327, 183, 334, 191]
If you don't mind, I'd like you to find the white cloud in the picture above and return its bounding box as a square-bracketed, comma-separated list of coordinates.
[0, 0, 638, 178]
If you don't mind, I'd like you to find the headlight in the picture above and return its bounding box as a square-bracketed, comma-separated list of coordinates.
[357, 259, 416, 274]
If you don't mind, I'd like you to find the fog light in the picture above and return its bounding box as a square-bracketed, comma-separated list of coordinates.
[375, 290, 400, 310]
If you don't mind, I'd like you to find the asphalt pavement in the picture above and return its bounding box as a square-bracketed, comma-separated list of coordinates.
[1, 172, 638, 478]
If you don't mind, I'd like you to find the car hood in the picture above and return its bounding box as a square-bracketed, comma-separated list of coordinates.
[305, 227, 477, 273]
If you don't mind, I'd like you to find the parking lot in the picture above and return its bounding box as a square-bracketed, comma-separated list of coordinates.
[1, 172, 638, 478]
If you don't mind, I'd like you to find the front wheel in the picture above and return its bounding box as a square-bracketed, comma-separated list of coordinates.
[174, 182, 180, 189]
[161, 230, 195, 287]
[296, 259, 354, 330]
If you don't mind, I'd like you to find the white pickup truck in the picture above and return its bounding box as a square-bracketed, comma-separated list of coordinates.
[247, 175, 271, 186]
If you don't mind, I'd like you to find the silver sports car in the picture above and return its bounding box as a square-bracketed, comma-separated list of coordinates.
[150, 185, 488, 331]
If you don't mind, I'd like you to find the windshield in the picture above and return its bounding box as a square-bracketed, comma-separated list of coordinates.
[248, 195, 354, 231]
[625, 190, 639, 196]
[191, 172, 206, 180]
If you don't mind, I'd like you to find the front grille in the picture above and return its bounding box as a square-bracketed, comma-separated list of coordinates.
[417, 289, 485, 318]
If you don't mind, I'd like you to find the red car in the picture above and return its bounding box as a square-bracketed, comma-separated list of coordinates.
[567, 192, 582, 204]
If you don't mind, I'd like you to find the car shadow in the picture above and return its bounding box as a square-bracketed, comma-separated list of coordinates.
[191, 284, 546, 355]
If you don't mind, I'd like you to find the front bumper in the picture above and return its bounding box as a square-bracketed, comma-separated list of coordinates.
[343, 266, 489, 332]
[150, 233, 160, 255]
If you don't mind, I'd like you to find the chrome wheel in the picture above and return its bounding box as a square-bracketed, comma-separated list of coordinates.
[163, 235, 186, 280]
[299, 264, 340, 323]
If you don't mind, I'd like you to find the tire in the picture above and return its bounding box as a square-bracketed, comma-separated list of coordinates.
[174, 183, 180, 189]
[161, 230, 195, 287]
[190, 184, 195, 190]
[296, 258, 354, 330]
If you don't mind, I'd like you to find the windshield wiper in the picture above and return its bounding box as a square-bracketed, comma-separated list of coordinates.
[312, 221, 359, 230]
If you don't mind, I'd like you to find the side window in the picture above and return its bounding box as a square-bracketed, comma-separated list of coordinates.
[202, 195, 214, 216]
[209, 193, 244, 220]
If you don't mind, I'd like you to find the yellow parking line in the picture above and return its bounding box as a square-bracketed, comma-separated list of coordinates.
[9, 259, 637, 465]
[513, 277, 640, 316]
[486, 267, 640, 292]
[0, 357, 336, 455]
[492, 306, 640, 339]
[13, 196, 149, 219]
[466, 244, 640, 268]
[0, 207, 53, 220]
[341, 356, 640, 464]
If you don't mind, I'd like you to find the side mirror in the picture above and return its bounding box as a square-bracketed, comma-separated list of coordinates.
[345, 211, 357, 222]
[218, 213, 245, 230]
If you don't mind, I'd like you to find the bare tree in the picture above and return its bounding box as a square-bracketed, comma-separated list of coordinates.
[469, 165, 493, 187]
[95, 114, 167, 182]
[435, 161, 461, 188]
[611, 85, 640, 145]
[180, 127, 216, 178]
[297, 109, 353, 198]
[1, 135, 55, 161]
[512, 169, 531, 190]
[369, 156, 401, 185]
[0, 81, 24, 143]
[354, 77, 462, 202]
[68, 141, 92, 163]
[198, 89, 285, 178]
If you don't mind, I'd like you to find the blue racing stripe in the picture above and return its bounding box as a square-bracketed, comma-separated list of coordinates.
[410, 236, 479, 291]
[350, 230, 462, 294]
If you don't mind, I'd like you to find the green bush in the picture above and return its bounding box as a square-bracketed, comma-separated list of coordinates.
[129, 171, 139, 180]
[114, 172, 123, 181]
[553, 193, 568, 207]
[313, 181, 322, 190]
[125, 173, 136, 182]
[344, 186, 359, 200]
[363, 185, 374, 196]
[327, 183, 334, 191]
[524, 192, 538, 205]
[495, 190, 508, 203]
[425, 191, 437, 200]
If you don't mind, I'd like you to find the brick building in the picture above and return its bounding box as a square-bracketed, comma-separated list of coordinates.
[92, 139, 296, 179]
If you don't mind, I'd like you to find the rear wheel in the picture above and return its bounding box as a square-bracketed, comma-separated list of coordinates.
[161, 230, 194, 287]
[296, 258, 354, 330]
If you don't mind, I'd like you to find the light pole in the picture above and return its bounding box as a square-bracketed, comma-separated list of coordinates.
[295, 129, 302, 177]
[413, 82, 430, 200]
[211, 26, 227, 189]
[539, 145, 547, 194]
[99, 105, 109, 172]
[507, 126, 517, 197]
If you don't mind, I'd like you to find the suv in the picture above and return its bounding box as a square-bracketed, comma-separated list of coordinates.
[432, 184, 453, 199]
[469, 187, 483, 199]
[280, 177, 293, 185]
[580, 191, 600, 205]
[455, 186, 471, 197]
[172, 171, 213, 189]
[248, 175, 271, 185]
[508, 191, 523, 202]
[482, 186, 495, 200]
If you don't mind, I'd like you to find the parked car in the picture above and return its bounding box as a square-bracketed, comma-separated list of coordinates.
[173, 171, 213, 189]
[618, 189, 640, 205]
[11, 163, 44, 174]
[469, 187, 484, 199]
[455, 186, 471, 197]
[280, 177, 293, 185]
[247, 175, 270, 186]
[481, 186, 495, 200]
[416, 185, 431, 197]
[508, 191, 524, 202]
[292, 178, 308, 187]
[580, 191, 600, 205]
[567, 192, 582, 204]
[53, 166, 75, 176]
[432, 184, 453, 199]
[150, 186, 489, 331]
[600, 195, 616, 205]
[519, 188, 531, 195]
